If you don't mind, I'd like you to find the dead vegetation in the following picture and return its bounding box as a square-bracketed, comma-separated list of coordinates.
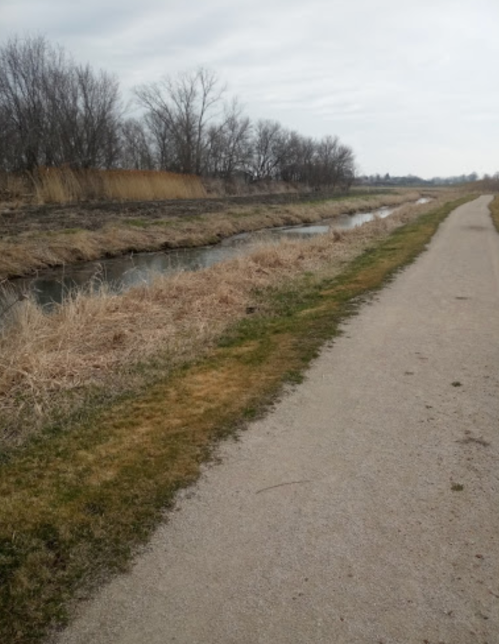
[0, 193, 456, 447]
[0, 191, 425, 280]
[489, 194, 499, 233]
[0, 168, 207, 205]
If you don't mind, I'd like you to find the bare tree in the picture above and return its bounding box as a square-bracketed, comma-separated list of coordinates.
[279, 131, 316, 184]
[47, 63, 122, 168]
[118, 118, 155, 169]
[205, 99, 252, 178]
[135, 68, 226, 175]
[315, 136, 355, 189]
[0, 35, 122, 171]
[0, 36, 60, 170]
[276, 132, 355, 189]
[0, 102, 17, 170]
[333, 142, 356, 189]
[315, 135, 340, 186]
[141, 110, 174, 170]
[0, 36, 357, 191]
[250, 119, 289, 180]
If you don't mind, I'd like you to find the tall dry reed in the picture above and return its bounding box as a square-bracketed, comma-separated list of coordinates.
[0, 171, 32, 202]
[30, 167, 207, 204]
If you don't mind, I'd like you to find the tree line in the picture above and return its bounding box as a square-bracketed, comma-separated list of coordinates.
[0, 35, 355, 189]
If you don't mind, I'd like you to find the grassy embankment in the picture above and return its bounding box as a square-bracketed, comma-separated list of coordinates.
[489, 194, 499, 232]
[0, 191, 424, 280]
[0, 193, 446, 446]
[0, 193, 474, 644]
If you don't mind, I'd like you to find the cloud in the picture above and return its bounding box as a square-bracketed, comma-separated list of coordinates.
[1, 0, 498, 176]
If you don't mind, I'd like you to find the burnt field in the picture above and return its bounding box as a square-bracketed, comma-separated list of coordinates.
[0, 190, 357, 236]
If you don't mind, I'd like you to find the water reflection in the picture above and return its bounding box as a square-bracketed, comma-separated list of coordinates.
[4, 198, 431, 308]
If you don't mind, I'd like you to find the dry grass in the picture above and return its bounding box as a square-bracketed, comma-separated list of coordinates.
[0, 191, 428, 280]
[466, 178, 499, 194]
[202, 176, 299, 197]
[0, 172, 30, 203]
[32, 167, 207, 203]
[0, 168, 207, 206]
[0, 193, 458, 447]
[489, 194, 499, 232]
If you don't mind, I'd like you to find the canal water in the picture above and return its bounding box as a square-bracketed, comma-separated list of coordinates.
[3, 199, 430, 309]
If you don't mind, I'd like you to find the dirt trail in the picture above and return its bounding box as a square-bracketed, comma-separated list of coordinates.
[54, 196, 499, 644]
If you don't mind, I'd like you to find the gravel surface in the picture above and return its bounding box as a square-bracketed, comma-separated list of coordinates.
[53, 195, 499, 644]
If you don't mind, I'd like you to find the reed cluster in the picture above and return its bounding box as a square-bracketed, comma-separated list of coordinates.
[0, 168, 207, 205]
[34, 167, 207, 203]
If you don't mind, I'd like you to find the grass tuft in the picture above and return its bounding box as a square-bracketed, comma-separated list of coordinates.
[489, 194, 499, 233]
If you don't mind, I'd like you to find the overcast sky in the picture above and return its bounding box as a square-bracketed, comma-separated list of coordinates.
[2, 0, 498, 178]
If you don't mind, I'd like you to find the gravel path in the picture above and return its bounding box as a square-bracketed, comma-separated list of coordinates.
[54, 195, 499, 644]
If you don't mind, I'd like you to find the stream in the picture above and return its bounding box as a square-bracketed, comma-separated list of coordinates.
[3, 199, 430, 309]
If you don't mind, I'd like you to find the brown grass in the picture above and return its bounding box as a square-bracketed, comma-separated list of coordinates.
[466, 178, 499, 193]
[0, 172, 30, 203]
[0, 193, 459, 447]
[0, 168, 207, 206]
[489, 194, 499, 232]
[33, 167, 207, 203]
[202, 176, 299, 197]
[0, 191, 428, 280]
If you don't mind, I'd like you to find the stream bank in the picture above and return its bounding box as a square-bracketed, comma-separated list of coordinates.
[0, 191, 428, 282]
[3, 198, 430, 307]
